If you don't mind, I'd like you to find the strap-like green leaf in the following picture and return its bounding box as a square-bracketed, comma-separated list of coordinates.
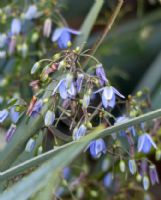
[73, 0, 104, 50]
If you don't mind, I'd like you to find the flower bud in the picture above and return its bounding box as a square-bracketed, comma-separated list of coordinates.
[21, 43, 28, 58]
[155, 149, 161, 161]
[136, 173, 142, 182]
[25, 138, 36, 152]
[119, 160, 126, 173]
[37, 146, 43, 155]
[44, 110, 55, 126]
[31, 32, 39, 43]
[43, 18, 52, 38]
[86, 121, 92, 129]
[31, 62, 40, 74]
[5, 123, 16, 142]
[128, 159, 137, 175]
[143, 176, 150, 191]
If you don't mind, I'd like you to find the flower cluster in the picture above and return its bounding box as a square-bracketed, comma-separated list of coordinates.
[0, 48, 160, 194]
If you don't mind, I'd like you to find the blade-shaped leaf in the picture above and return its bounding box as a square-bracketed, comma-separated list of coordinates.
[73, 0, 104, 50]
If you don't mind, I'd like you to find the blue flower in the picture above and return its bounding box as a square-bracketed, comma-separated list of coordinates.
[30, 99, 43, 117]
[0, 109, 9, 123]
[73, 124, 87, 140]
[89, 138, 106, 158]
[10, 107, 20, 123]
[53, 75, 76, 99]
[103, 172, 113, 188]
[24, 5, 38, 20]
[11, 18, 21, 35]
[62, 167, 71, 180]
[149, 165, 159, 185]
[52, 27, 80, 49]
[95, 86, 125, 109]
[138, 133, 157, 154]
[96, 63, 108, 86]
[58, 79, 68, 99]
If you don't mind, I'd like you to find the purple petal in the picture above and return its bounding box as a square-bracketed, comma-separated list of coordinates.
[112, 87, 125, 98]
[103, 86, 114, 100]
[24, 5, 38, 20]
[52, 28, 65, 42]
[0, 109, 9, 123]
[5, 123, 16, 142]
[67, 82, 76, 96]
[94, 87, 105, 94]
[108, 94, 116, 108]
[11, 18, 21, 35]
[58, 80, 68, 99]
[10, 107, 20, 123]
[76, 73, 84, 93]
[57, 30, 71, 49]
[102, 94, 108, 108]
[65, 28, 81, 35]
[146, 134, 157, 149]
[138, 134, 146, 152]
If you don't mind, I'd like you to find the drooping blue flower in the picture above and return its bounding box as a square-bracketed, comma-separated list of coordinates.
[149, 165, 159, 185]
[10, 107, 20, 123]
[53, 75, 76, 99]
[11, 18, 21, 35]
[0, 33, 7, 48]
[138, 133, 157, 154]
[95, 86, 125, 109]
[5, 123, 16, 142]
[24, 5, 38, 20]
[96, 63, 108, 86]
[73, 124, 87, 140]
[89, 138, 106, 158]
[76, 73, 84, 93]
[0, 109, 9, 123]
[52, 27, 80, 49]
[30, 99, 43, 117]
[103, 172, 113, 188]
